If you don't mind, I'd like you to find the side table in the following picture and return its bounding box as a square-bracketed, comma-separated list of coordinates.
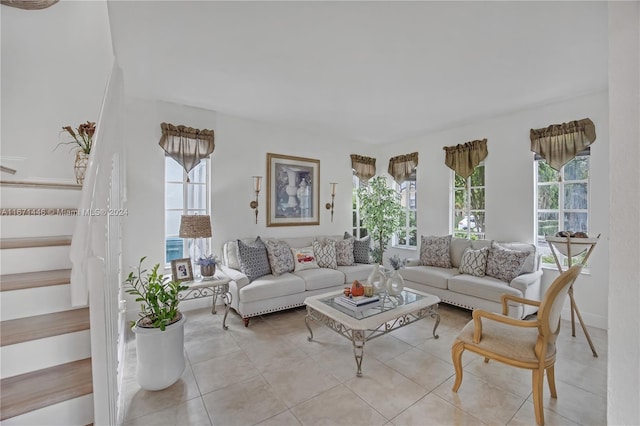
[179, 273, 232, 330]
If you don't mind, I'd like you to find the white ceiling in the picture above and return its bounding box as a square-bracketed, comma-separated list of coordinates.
[108, 1, 608, 144]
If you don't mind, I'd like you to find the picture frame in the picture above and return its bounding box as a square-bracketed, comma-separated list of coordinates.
[171, 258, 193, 282]
[267, 153, 320, 227]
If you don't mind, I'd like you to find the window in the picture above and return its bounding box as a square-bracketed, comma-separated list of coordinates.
[393, 171, 417, 248]
[165, 157, 210, 264]
[452, 163, 485, 240]
[351, 171, 368, 238]
[535, 153, 589, 267]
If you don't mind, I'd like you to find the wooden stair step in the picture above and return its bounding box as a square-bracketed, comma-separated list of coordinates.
[0, 269, 71, 292]
[1, 308, 90, 347]
[0, 235, 72, 249]
[0, 358, 93, 421]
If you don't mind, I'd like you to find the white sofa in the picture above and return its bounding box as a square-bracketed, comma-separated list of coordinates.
[220, 235, 375, 326]
[400, 237, 542, 319]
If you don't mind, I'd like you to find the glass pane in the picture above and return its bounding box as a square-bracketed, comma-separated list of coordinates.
[165, 157, 183, 182]
[454, 174, 466, 189]
[470, 188, 485, 210]
[397, 231, 407, 246]
[454, 189, 465, 212]
[537, 161, 558, 183]
[360, 228, 368, 238]
[538, 184, 559, 209]
[471, 211, 485, 232]
[564, 212, 588, 233]
[166, 210, 182, 236]
[564, 157, 589, 181]
[409, 228, 417, 246]
[538, 212, 559, 237]
[409, 211, 417, 227]
[165, 237, 185, 263]
[187, 183, 207, 210]
[564, 183, 588, 210]
[165, 182, 183, 209]
[470, 165, 484, 186]
[188, 160, 208, 184]
[352, 211, 357, 227]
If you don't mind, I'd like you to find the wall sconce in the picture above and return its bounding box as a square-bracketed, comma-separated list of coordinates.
[250, 176, 262, 224]
[325, 182, 337, 222]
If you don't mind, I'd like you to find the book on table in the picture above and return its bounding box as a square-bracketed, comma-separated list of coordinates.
[334, 295, 381, 311]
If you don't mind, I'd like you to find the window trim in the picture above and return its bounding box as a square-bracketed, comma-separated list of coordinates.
[450, 162, 486, 240]
[351, 171, 368, 238]
[392, 170, 417, 249]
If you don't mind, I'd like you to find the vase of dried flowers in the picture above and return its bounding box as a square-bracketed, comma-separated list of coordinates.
[74, 151, 90, 185]
[58, 121, 95, 185]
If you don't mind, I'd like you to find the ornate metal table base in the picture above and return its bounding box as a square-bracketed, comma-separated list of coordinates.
[305, 305, 440, 376]
[178, 280, 232, 330]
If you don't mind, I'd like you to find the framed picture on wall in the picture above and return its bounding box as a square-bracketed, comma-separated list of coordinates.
[171, 258, 193, 282]
[267, 153, 320, 227]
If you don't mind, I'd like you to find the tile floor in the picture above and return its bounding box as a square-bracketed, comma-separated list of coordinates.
[122, 303, 607, 426]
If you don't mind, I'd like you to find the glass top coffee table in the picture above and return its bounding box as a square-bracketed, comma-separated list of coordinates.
[304, 288, 441, 376]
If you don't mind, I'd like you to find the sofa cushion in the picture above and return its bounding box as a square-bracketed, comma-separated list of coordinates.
[313, 239, 338, 269]
[223, 240, 240, 270]
[399, 266, 457, 290]
[485, 243, 529, 283]
[335, 237, 355, 266]
[265, 239, 294, 276]
[471, 239, 493, 250]
[346, 232, 370, 264]
[420, 235, 452, 268]
[450, 237, 472, 268]
[495, 242, 537, 274]
[294, 268, 345, 291]
[237, 237, 272, 282]
[338, 264, 375, 284]
[239, 273, 306, 303]
[448, 274, 522, 303]
[292, 246, 319, 271]
[459, 247, 489, 277]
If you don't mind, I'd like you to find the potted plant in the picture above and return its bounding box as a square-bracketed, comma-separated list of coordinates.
[196, 254, 220, 278]
[57, 121, 95, 185]
[124, 256, 188, 391]
[357, 176, 405, 264]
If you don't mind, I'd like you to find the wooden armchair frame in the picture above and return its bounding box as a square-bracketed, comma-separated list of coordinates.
[451, 264, 583, 426]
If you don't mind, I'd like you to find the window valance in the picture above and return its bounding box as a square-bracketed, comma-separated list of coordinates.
[530, 118, 596, 171]
[388, 152, 418, 184]
[351, 154, 376, 181]
[443, 139, 488, 179]
[159, 122, 215, 180]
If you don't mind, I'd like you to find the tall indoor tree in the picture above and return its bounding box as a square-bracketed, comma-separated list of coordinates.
[357, 176, 404, 264]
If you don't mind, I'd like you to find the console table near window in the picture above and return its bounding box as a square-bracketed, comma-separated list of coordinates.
[179, 273, 232, 330]
[545, 235, 600, 357]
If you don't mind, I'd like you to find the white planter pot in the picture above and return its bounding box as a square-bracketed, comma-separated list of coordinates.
[132, 314, 186, 391]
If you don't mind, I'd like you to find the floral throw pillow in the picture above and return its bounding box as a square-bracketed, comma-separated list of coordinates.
[237, 237, 272, 282]
[291, 246, 320, 271]
[335, 237, 355, 266]
[485, 243, 529, 283]
[264, 239, 294, 276]
[459, 247, 489, 277]
[420, 235, 452, 268]
[313, 239, 338, 269]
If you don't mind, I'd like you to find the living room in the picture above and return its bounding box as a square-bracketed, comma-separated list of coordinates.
[1, 1, 638, 425]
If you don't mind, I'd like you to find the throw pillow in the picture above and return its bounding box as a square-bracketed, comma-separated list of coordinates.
[494, 242, 537, 274]
[335, 237, 355, 266]
[459, 247, 489, 277]
[291, 246, 320, 271]
[237, 237, 272, 282]
[420, 235, 452, 268]
[264, 239, 294, 276]
[313, 239, 338, 269]
[485, 243, 529, 283]
[345, 232, 370, 264]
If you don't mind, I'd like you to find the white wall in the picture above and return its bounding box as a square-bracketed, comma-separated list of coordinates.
[607, 2, 640, 424]
[382, 91, 609, 329]
[0, 1, 113, 181]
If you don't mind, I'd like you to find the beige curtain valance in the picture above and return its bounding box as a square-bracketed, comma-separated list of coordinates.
[443, 139, 488, 179]
[388, 152, 418, 183]
[351, 154, 376, 181]
[159, 122, 215, 180]
[530, 118, 596, 171]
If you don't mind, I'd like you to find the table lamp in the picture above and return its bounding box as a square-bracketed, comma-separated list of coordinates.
[179, 214, 212, 278]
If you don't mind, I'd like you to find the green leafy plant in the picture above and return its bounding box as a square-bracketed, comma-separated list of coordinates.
[357, 176, 404, 264]
[124, 257, 188, 331]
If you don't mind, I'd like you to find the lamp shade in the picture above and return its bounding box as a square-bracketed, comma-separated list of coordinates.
[179, 215, 212, 238]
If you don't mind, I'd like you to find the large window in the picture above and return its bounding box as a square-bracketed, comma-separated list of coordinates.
[165, 157, 210, 264]
[351, 172, 368, 238]
[536, 154, 589, 267]
[393, 171, 417, 248]
[452, 164, 485, 240]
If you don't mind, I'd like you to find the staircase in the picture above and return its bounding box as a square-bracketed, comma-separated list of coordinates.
[0, 181, 94, 425]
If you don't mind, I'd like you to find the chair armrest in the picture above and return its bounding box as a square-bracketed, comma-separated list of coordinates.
[405, 258, 420, 267]
[472, 309, 539, 343]
[501, 294, 541, 315]
[509, 270, 543, 293]
[219, 265, 250, 290]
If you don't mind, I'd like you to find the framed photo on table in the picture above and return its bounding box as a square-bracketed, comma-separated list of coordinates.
[267, 153, 320, 227]
[171, 258, 193, 282]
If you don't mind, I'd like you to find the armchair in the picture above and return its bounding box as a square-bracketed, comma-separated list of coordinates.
[451, 264, 583, 426]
